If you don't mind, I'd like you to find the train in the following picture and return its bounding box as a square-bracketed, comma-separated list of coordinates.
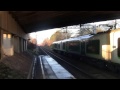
[51, 28, 120, 73]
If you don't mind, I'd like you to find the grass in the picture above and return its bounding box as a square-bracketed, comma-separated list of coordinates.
[0, 62, 26, 79]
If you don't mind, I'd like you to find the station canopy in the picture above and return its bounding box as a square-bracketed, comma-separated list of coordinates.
[9, 11, 120, 33]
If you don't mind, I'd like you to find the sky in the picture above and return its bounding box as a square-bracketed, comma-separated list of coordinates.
[29, 21, 111, 45]
[29, 28, 60, 44]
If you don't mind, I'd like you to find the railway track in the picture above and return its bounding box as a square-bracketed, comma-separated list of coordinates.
[40, 46, 120, 79]
[33, 46, 76, 79]
[39, 47, 97, 79]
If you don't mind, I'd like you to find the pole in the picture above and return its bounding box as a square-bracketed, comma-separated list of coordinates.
[36, 32, 37, 45]
[35, 32, 38, 54]
[114, 19, 117, 29]
[66, 26, 67, 39]
[79, 24, 81, 36]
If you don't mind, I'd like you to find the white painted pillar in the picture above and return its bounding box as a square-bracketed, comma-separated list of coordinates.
[2, 33, 14, 56]
[0, 30, 3, 59]
[17, 37, 19, 52]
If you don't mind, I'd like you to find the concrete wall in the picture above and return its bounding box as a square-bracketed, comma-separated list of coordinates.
[0, 11, 29, 58]
[13, 36, 20, 53]
[0, 11, 28, 39]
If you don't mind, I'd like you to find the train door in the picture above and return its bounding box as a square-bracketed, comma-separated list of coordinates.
[111, 30, 120, 63]
[81, 41, 86, 55]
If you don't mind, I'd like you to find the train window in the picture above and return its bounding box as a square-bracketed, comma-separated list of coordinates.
[55, 44, 57, 48]
[118, 38, 120, 57]
[63, 42, 66, 50]
[86, 40, 100, 54]
[58, 44, 60, 49]
[68, 41, 80, 52]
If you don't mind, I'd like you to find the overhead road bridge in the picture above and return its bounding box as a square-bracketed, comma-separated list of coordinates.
[0, 11, 120, 59]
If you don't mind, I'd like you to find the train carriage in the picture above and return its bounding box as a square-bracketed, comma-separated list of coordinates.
[60, 40, 68, 54]
[66, 38, 81, 55]
[66, 34, 94, 56]
[85, 29, 120, 64]
[86, 32, 110, 61]
[52, 41, 61, 53]
[51, 29, 120, 64]
[51, 28, 120, 73]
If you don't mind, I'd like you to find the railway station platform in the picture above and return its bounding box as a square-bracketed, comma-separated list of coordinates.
[38, 55, 75, 79]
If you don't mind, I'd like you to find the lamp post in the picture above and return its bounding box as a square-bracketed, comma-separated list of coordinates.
[36, 32, 37, 46]
[66, 26, 67, 39]
[35, 32, 38, 54]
